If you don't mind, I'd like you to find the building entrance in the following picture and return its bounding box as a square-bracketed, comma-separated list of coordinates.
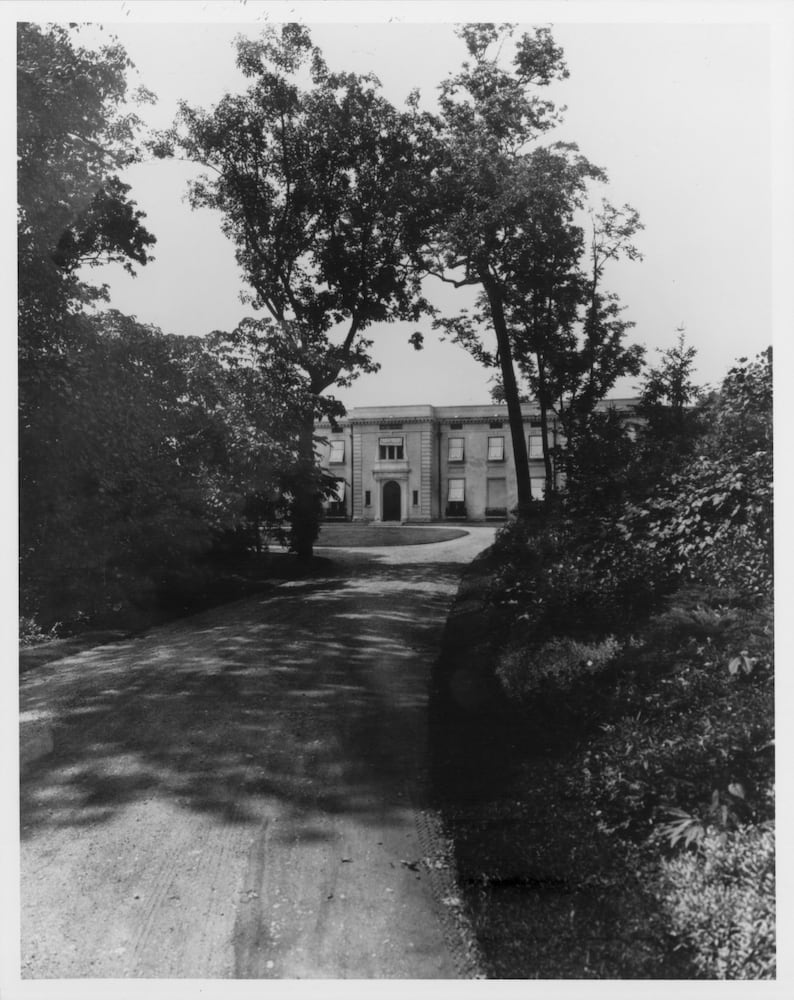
[382, 481, 401, 521]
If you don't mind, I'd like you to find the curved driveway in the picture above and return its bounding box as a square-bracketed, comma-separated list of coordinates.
[20, 527, 495, 980]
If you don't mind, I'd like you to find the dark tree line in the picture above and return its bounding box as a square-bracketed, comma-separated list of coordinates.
[18, 23, 311, 627]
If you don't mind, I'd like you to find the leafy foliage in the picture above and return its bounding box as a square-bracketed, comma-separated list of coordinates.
[428, 25, 644, 506]
[17, 22, 155, 335]
[659, 826, 775, 979]
[619, 350, 773, 598]
[639, 326, 702, 422]
[497, 634, 621, 701]
[480, 346, 774, 977]
[19, 616, 62, 648]
[20, 309, 316, 629]
[488, 512, 672, 644]
[21, 312, 205, 623]
[507, 198, 646, 481]
[18, 23, 176, 629]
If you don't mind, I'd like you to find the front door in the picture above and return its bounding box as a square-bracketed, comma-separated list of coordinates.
[382, 480, 401, 521]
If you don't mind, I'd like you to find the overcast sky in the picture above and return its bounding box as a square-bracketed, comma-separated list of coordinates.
[7, 2, 789, 412]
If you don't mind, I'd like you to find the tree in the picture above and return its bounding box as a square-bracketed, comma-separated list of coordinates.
[619, 348, 772, 597]
[196, 318, 341, 554]
[161, 25, 437, 557]
[17, 22, 156, 341]
[427, 24, 616, 514]
[427, 27, 646, 509]
[18, 23, 160, 623]
[19, 307, 317, 626]
[510, 197, 645, 494]
[20, 311, 213, 622]
[639, 326, 701, 425]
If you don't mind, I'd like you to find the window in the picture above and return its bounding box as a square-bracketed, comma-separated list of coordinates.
[447, 478, 465, 502]
[487, 436, 505, 461]
[450, 421, 462, 430]
[489, 421, 503, 429]
[365, 490, 372, 506]
[486, 477, 507, 516]
[528, 434, 544, 459]
[329, 439, 345, 463]
[379, 436, 404, 460]
[412, 490, 419, 506]
[448, 437, 464, 462]
[325, 479, 346, 518]
[446, 478, 466, 518]
[530, 477, 546, 500]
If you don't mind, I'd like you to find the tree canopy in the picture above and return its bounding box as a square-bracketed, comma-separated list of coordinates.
[17, 22, 156, 339]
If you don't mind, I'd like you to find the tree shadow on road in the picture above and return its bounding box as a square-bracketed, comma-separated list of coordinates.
[20, 556, 462, 839]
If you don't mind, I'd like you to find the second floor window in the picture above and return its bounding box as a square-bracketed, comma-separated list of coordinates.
[329, 440, 345, 463]
[379, 436, 404, 460]
[529, 434, 544, 459]
[448, 437, 464, 462]
[487, 436, 505, 461]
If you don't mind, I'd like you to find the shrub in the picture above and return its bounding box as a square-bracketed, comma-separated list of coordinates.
[477, 350, 774, 978]
[617, 350, 773, 602]
[19, 616, 61, 647]
[497, 635, 621, 701]
[657, 825, 775, 979]
[487, 512, 677, 647]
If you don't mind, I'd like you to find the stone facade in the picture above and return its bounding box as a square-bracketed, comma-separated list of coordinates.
[317, 401, 639, 523]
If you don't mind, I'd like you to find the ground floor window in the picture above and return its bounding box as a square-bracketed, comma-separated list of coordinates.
[325, 479, 346, 518]
[412, 489, 419, 506]
[486, 477, 507, 516]
[365, 490, 371, 506]
[446, 478, 466, 518]
[447, 478, 465, 502]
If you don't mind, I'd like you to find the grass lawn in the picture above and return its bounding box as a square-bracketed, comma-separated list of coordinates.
[315, 523, 468, 547]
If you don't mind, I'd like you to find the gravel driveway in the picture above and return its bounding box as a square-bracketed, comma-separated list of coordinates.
[19, 527, 496, 980]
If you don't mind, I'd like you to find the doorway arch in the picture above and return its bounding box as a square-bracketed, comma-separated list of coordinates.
[382, 480, 401, 521]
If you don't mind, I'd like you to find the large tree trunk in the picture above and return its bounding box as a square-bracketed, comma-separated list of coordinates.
[290, 410, 322, 562]
[481, 275, 533, 518]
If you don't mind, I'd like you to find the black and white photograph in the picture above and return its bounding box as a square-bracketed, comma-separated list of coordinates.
[6, 0, 789, 993]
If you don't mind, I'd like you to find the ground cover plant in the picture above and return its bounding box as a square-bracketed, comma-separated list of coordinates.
[431, 348, 774, 978]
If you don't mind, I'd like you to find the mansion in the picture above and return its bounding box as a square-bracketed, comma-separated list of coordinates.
[317, 401, 639, 522]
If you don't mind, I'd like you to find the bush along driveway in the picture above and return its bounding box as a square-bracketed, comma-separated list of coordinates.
[429, 542, 774, 980]
[19, 528, 496, 980]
